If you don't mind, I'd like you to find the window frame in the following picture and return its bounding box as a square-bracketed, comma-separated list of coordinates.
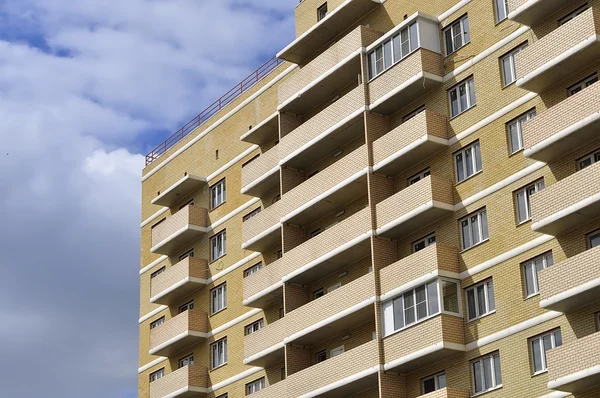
[178, 353, 194, 369]
[408, 167, 431, 185]
[150, 316, 165, 330]
[243, 207, 261, 222]
[522, 251, 554, 298]
[588, 229, 600, 249]
[448, 77, 476, 119]
[413, 232, 436, 253]
[211, 337, 228, 369]
[471, 351, 502, 394]
[459, 207, 489, 251]
[316, 349, 327, 363]
[403, 105, 425, 122]
[454, 140, 482, 183]
[330, 345, 345, 358]
[507, 108, 536, 155]
[178, 300, 194, 314]
[244, 262, 262, 278]
[317, 3, 328, 22]
[568, 73, 598, 96]
[466, 279, 495, 321]
[210, 230, 227, 262]
[514, 179, 545, 224]
[577, 148, 600, 170]
[530, 328, 562, 375]
[151, 266, 166, 279]
[367, 21, 419, 80]
[422, 371, 447, 394]
[210, 178, 226, 210]
[211, 283, 227, 315]
[149, 368, 165, 382]
[494, 0, 509, 23]
[500, 42, 528, 87]
[558, 4, 589, 25]
[245, 318, 264, 336]
[443, 14, 470, 55]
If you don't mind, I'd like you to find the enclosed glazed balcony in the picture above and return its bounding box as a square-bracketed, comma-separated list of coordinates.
[523, 80, 600, 163]
[278, 0, 381, 64]
[151, 205, 209, 256]
[149, 310, 209, 357]
[240, 113, 279, 145]
[241, 202, 282, 252]
[530, 162, 600, 236]
[149, 365, 208, 398]
[516, 7, 600, 92]
[376, 175, 454, 239]
[279, 84, 366, 169]
[241, 146, 280, 197]
[383, 314, 465, 373]
[279, 26, 381, 114]
[244, 318, 286, 367]
[150, 257, 208, 305]
[547, 331, 600, 392]
[243, 258, 285, 308]
[507, 0, 569, 26]
[280, 145, 369, 226]
[539, 245, 600, 312]
[373, 110, 449, 176]
[151, 174, 207, 208]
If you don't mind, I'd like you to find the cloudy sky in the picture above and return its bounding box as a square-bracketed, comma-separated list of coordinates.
[0, 0, 296, 396]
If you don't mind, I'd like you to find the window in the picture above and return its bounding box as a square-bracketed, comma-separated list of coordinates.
[150, 316, 165, 329]
[413, 233, 436, 253]
[523, 252, 554, 297]
[472, 352, 502, 394]
[243, 207, 261, 222]
[244, 263, 262, 277]
[246, 377, 265, 395]
[317, 3, 328, 21]
[327, 282, 341, 293]
[460, 208, 488, 250]
[272, 194, 281, 204]
[210, 179, 226, 210]
[449, 77, 476, 118]
[494, 0, 509, 22]
[403, 105, 425, 122]
[367, 22, 419, 79]
[382, 278, 461, 336]
[151, 266, 166, 279]
[515, 179, 545, 224]
[179, 354, 194, 368]
[179, 249, 194, 261]
[423, 371, 446, 394]
[558, 4, 589, 25]
[568, 73, 598, 96]
[507, 108, 536, 154]
[211, 338, 227, 369]
[408, 168, 431, 185]
[179, 300, 194, 313]
[211, 283, 227, 314]
[211, 230, 227, 261]
[589, 230, 600, 248]
[179, 199, 194, 210]
[466, 279, 495, 321]
[444, 15, 470, 55]
[578, 149, 600, 169]
[245, 319, 264, 335]
[149, 368, 165, 382]
[501, 43, 528, 86]
[330, 346, 345, 357]
[316, 350, 327, 363]
[530, 329, 562, 374]
[313, 288, 324, 299]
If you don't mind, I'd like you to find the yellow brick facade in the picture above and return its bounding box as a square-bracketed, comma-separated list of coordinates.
[139, 0, 600, 397]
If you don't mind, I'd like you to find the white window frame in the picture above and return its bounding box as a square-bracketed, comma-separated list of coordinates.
[522, 252, 553, 298]
[568, 73, 598, 96]
[413, 233, 436, 253]
[330, 345, 345, 358]
[246, 377, 265, 395]
[244, 262, 262, 277]
[178, 249, 194, 262]
[443, 14, 470, 55]
[327, 282, 342, 293]
[449, 77, 476, 118]
[460, 208, 488, 251]
[494, 0, 509, 23]
[243, 207, 261, 222]
[150, 316, 165, 329]
[316, 349, 327, 363]
[245, 319, 264, 335]
[367, 21, 419, 80]
[210, 178, 226, 210]
[558, 4, 589, 25]
[500, 43, 528, 87]
[178, 300, 194, 313]
[149, 368, 165, 382]
[408, 168, 431, 185]
[471, 352, 502, 394]
[403, 105, 425, 122]
[466, 279, 495, 321]
[507, 108, 536, 154]
[178, 353, 194, 368]
[211, 230, 227, 261]
[151, 266, 166, 279]
[515, 179, 544, 224]
[422, 371, 446, 394]
[454, 141, 482, 183]
[211, 283, 227, 315]
[530, 329, 562, 374]
[211, 338, 228, 369]
[317, 3, 328, 21]
[179, 198, 194, 210]
[588, 229, 600, 249]
[577, 148, 600, 170]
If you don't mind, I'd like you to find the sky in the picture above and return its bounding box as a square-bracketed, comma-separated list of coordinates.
[0, 0, 296, 396]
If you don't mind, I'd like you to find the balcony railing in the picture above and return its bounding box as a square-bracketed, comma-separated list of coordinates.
[547, 331, 600, 392]
[149, 310, 209, 357]
[149, 365, 208, 398]
[151, 205, 209, 256]
[243, 258, 286, 308]
[531, 162, 600, 236]
[523, 80, 600, 162]
[241, 145, 280, 197]
[150, 257, 208, 305]
[508, 0, 570, 26]
[516, 7, 600, 92]
[539, 245, 600, 312]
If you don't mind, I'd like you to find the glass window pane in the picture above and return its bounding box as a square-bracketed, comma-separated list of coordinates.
[487, 281, 495, 311]
[509, 122, 521, 153]
[471, 215, 480, 244]
[442, 281, 459, 313]
[462, 219, 471, 249]
[368, 52, 376, 80]
[393, 297, 405, 330]
[477, 285, 486, 315]
[554, 330, 562, 346]
[384, 41, 393, 69]
[473, 362, 483, 393]
[494, 354, 502, 385]
[445, 29, 453, 54]
[423, 378, 436, 393]
[416, 286, 427, 320]
[427, 282, 440, 315]
[481, 210, 489, 240]
[525, 264, 536, 296]
[409, 22, 419, 51]
[438, 373, 446, 388]
[483, 357, 493, 389]
[459, 83, 468, 113]
[450, 89, 459, 117]
[468, 78, 476, 107]
[532, 339, 543, 372]
[467, 289, 476, 319]
[392, 35, 401, 63]
[375, 47, 383, 74]
[404, 292, 415, 325]
[517, 191, 528, 223]
[465, 147, 474, 177]
[463, 17, 470, 43]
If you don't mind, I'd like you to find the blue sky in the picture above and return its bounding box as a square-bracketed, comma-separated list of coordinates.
[0, 1, 296, 396]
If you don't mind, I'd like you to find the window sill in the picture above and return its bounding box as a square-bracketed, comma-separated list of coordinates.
[444, 41, 472, 59]
[209, 201, 227, 213]
[449, 103, 477, 121]
[516, 218, 532, 228]
[508, 148, 524, 158]
[467, 310, 496, 324]
[210, 307, 227, 317]
[524, 292, 540, 301]
[455, 168, 483, 187]
[460, 238, 489, 254]
[472, 385, 502, 397]
[209, 254, 227, 264]
[210, 363, 228, 372]
[532, 370, 548, 378]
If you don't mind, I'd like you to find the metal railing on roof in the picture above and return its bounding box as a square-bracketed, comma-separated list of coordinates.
[145, 56, 285, 166]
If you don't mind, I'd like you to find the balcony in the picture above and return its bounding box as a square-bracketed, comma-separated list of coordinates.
[383, 314, 465, 373]
[279, 84, 366, 169]
[516, 7, 600, 92]
[241, 202, 282, 252]
[248, 340, 380, 397]
[240, 113, 279, 145]
[280, 145, 369, 226]
[149, 365, 208, 398]
[151, 205, 209, 256]
[530, 162, 600, 236]
[372, 110, 449, 176]
[149, 310, 208, 357]
[379, 244, 460, 300]
[243, 258, 285, 308]
[150, 257, 208, 305]
[244, 318, 286, 367]
[282, 207, 373, 284]
[241, 146, 280, 197]
[278, 0, 381, 64]
[369, 48, 443, 115]
[523, 80, 600, 163]
[539, 245, 600, 312]
[547, 331, 600, 392]
[151, 175, 207, 208]
[279, 26, 381, 114]
[418, 388, 470, 398]
[507, 0, 569, 26]
[376, 175, 454, 239]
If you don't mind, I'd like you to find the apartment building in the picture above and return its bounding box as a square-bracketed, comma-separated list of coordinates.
[138, 0, 600, 397]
